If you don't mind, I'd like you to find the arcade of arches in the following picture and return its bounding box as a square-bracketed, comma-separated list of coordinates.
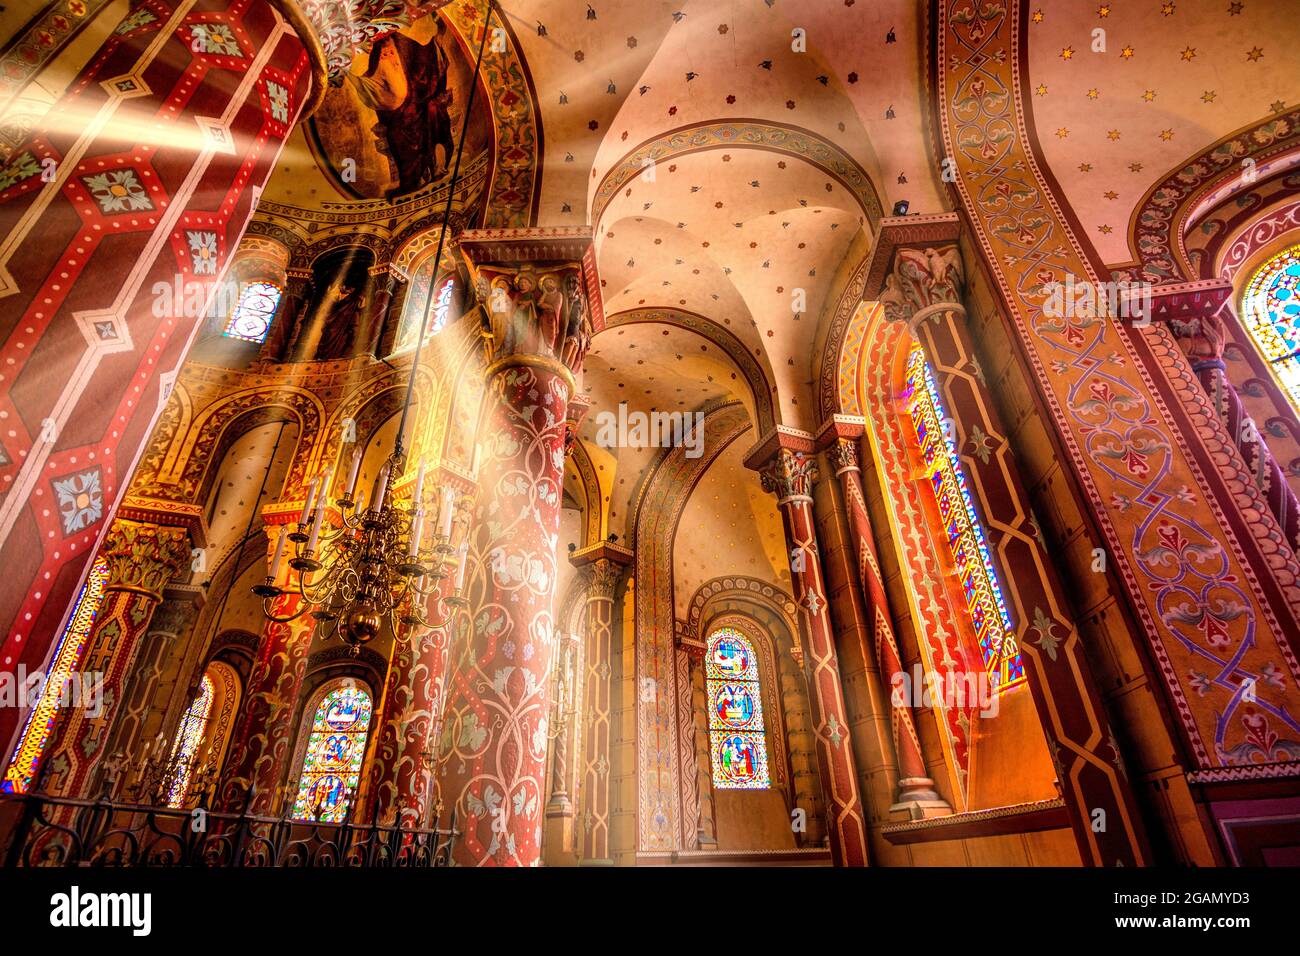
[0, 0, 1298, 868]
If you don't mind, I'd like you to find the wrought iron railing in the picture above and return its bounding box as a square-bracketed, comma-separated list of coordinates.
[0, 792, 457, 867]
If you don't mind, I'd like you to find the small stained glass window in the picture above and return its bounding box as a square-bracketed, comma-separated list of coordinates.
[706, 626, 769, 790]
[1242, 246, 1300, 410]
[164, 674, 215, 808]
[903, 342, 1023, 693]
[396, 273, 454, 353]
[291, 684, 373, 823]
[223, 281, 281, 343]
[2, 558, 110, 793]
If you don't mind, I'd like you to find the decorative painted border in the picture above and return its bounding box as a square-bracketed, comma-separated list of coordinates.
[936, 0, 1300, 771]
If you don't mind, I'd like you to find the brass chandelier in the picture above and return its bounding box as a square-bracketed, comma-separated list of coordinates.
[252, 452, 467, 652]
[252, 2, 492, 651]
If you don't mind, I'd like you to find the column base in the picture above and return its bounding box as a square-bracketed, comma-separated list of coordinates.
[890, 777, 952, 821]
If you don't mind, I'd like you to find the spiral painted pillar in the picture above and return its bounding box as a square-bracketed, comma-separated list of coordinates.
[823, 426, 948, 815]
[216, 517, 314, 815]
[433, 228, 600, 867]
[753, 445, 869, 867]
[0, 0, 324, 758]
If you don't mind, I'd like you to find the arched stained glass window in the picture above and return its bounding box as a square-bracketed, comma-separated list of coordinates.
[903, 342, 1024, 694]
[164, 674, 215, 808]
[2, 558, 110, 793]
[1242, 246, 1300, 410]
[706, 626, 769, 790]
[223, 281, 281, 343]
[291, 683, 373, 823]
[395, 273, 454, 354]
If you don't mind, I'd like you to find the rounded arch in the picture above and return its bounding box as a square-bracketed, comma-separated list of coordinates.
[1111, 119, 1300, 286]
[564, 439, 603, 549]
[591, 120, 883, 231]
[156, 387, 323, 502]
[602, 307, 778, 435]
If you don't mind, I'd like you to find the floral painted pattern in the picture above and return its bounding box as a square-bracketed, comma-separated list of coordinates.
[81, 169, 151, 213]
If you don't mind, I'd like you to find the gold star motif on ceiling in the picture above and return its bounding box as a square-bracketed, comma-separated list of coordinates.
[1097, 4, 1111, 16]
[1247, 47, 1264, 61]
[1271, 100, 1286, 112]
[1159, 129, 1175, 140]
[1161, 2, 1176, 14]
[1142, 89, 1157, 102]
[1035, 83, 1048, 96]
[1228, 1, 1244, 13]
[1097, 225, 1113, 234]
[1104, 190, 1119, 200]
[1079, 163, 1093, 172]
[1129, 162, 1144, 172]
[1032, 9, 1044, 22]
[1086, 88, 1100, 100]
[1060, 46, 1075, 61]
[1107, 129, 1121, 141]
[1056, 127, 1069, 138]
[1201, 90, 1217, 103]
[1120, 45, 1135, 59]
[1181, 47, 1197, 61]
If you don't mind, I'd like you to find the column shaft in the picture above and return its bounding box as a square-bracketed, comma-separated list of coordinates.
[760, 449, 869, 867]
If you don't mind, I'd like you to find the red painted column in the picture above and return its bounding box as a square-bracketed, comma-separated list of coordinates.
[824, 428, 948, 814]
[432, 228, 600, 867]
[216, 517, 314, 815]
[363, 480, 473, 828]
[0, 0, 321, 756]
[756, 446, 870, 867]
[37, 518, 190, 798]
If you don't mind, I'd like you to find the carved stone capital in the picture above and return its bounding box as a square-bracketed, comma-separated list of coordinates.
[759, 449, 818, 503]
[588, 559, 622, 600]
[99, 519, 191, 601]
[826, 437, 859, 475]
[460, 228, 602, 378]
[879, 245, 965, 324]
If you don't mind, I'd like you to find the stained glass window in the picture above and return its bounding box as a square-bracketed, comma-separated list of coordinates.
[2, 558, 110, 793]
[222, 280, 281, 343]
[903, 342, 1024, 693]
[395, 272, 453, 353]
[706, 626, 769, 790]
[164, 673, 215, 808]
[291, 683, 373, 823]
[1242, 246, 1300, 410]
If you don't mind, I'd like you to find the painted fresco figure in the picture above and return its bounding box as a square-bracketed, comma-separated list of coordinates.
[350, 21, 454, 198]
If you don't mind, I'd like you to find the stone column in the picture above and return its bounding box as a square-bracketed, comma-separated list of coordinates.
[103, 582, 206, 797]
[215, 515, 314, 816]
[38, 518, 190, 798]
[777, 644, 826, 847]
[1160, 290, 1300, 553]
[362, 476, 473, 828]
[749, 444, 870, 867]
[891, 243, 1151, 866]
[0, 0, 325, 756]
[433, 227, 601, 867]
[271, 267, 315, 362]
[686, 644, 718, 849]
[568, 545, 629, 864]
[823, 427, 949, 818]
